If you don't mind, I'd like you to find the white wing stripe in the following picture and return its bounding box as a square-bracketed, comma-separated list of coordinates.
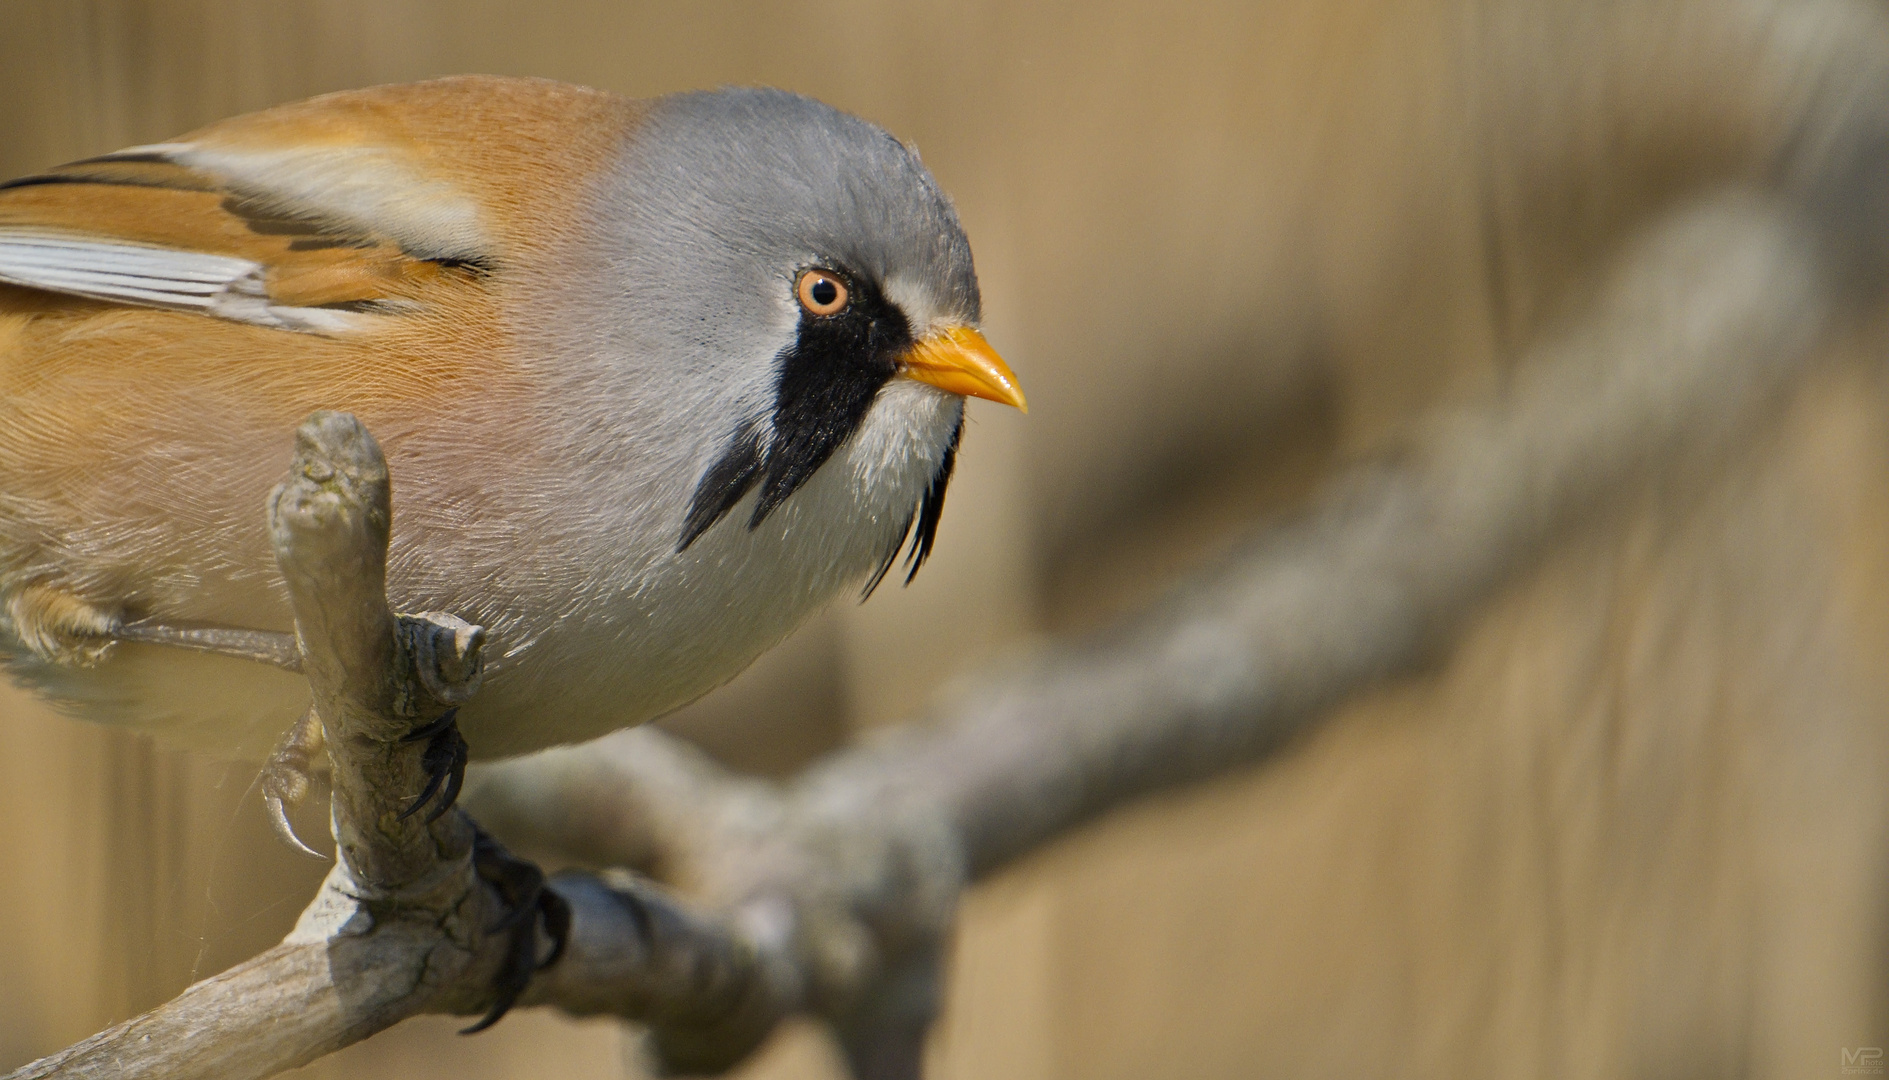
[27, 280, 217, 308]
[0, 233, 370, 334]
[0, 236, 255, 278]
[0, 237, 257, 311]
[0, 276, 224, 306]
[0, 251, 239, 284]
[5, 267, 226, 295]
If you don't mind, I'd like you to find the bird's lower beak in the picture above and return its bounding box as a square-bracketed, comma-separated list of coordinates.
[899, 326, 1028, 413]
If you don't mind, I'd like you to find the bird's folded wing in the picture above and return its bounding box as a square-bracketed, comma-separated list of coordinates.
[0, 136, 493, 334]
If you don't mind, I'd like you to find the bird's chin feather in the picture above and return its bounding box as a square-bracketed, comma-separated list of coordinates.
[448, 377, 964, 755]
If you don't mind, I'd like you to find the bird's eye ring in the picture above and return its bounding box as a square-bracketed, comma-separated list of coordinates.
[796, 268, 849, 316]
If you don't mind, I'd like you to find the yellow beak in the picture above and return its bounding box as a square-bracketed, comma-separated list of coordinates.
[898, 326, 1028, 413]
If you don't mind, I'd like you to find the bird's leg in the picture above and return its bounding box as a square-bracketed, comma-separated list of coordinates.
[464, 823, 572, 1033]
[113, 620, 302, 671]
[398, 707, 470, 823]
[261, 707, 329, 859]
[4, 583, 303, 671]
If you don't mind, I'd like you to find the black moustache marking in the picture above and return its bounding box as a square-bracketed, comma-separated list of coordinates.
[859, 509, 916, 601]
[749, 274, 910, 525]
[903, 410, 961, 584]
[855, 407, 962, 601]
[678, 420, 766, 550]
[680, 268, 958, 588]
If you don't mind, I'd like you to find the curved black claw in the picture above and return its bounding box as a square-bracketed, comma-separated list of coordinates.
[461, 827, 572, 1034]
[398, 708, 469, 823]
[262, 708, 329, 860]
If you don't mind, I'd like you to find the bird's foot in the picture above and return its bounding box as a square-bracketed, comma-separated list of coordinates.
[4, 583, 120, 665]
[398, 707, 469, 823]
[464, 825, 572, 1034]
[261, 708, 329, 859]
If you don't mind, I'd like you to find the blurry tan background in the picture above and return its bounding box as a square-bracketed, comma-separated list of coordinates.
[3, 1, 1888, 1077]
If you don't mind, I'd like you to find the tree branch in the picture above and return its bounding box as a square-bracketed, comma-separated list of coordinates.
[466, 190, 1859, 1076]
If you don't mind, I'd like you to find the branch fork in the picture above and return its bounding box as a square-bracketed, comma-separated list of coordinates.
[3, 412, 832, 1079]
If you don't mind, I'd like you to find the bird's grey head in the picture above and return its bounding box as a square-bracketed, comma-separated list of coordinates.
[586, 87, 1019, 577]
[631, 88, 981, 330]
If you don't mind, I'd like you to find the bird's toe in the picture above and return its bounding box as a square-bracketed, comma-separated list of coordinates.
[261, 707, 329, 860]
[462, 826, 572, 1034]
[399, 707, 470, 823]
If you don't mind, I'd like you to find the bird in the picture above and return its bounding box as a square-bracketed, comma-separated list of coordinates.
[0, 75, 1025, 1028]
[0, 75, 1025, 772]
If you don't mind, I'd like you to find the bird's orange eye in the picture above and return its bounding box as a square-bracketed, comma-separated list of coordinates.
[796, 269, 849, 316]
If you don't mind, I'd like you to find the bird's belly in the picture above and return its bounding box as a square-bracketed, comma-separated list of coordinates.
[439, 516, 891, 758]
[3, 540, 848, 762]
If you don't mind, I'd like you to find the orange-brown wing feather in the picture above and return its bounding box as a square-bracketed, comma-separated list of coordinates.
[0, 76, 644, 322]
[0, 78, 643, 659]
[0, 153, 472, 321]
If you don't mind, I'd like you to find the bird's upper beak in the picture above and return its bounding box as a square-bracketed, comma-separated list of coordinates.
[898, 326, 1028, 413]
